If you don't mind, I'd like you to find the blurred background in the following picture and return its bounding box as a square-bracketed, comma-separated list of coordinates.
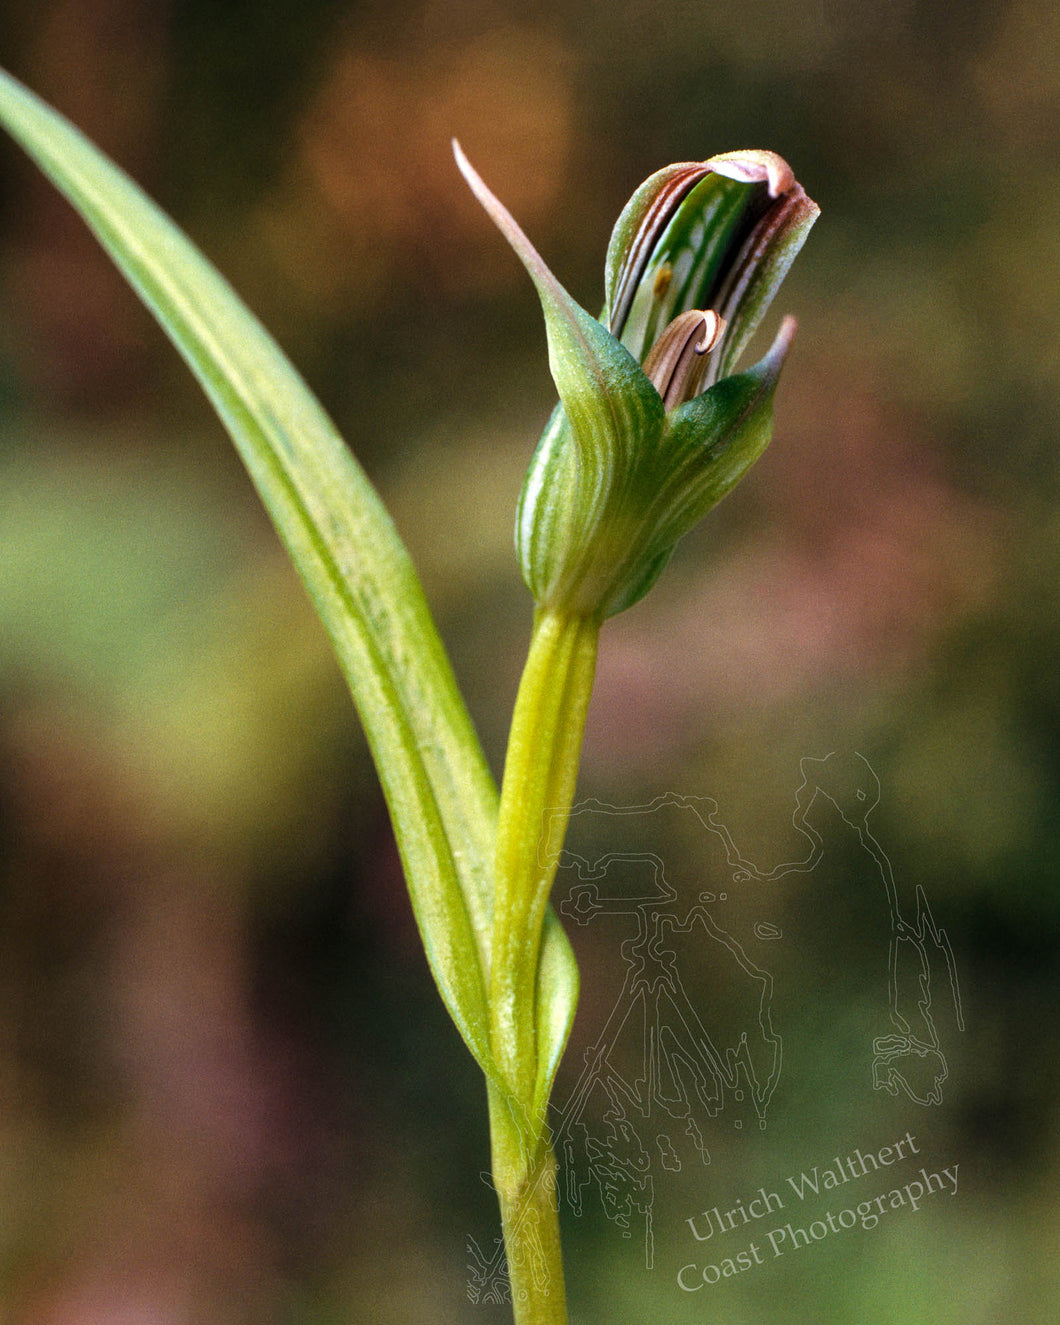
[0, 0, 1057, 1320]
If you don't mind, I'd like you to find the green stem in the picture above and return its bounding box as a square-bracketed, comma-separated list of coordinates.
[488, 1082, 568, 1325]
[488, 606, 601, 1323]
[492, 607, 600, 1108]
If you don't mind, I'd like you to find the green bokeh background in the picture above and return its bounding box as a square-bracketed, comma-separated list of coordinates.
[0, 0, 1057, 1320]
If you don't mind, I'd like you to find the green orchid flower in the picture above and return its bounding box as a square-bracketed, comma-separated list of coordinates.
[455, 143, 819, 619]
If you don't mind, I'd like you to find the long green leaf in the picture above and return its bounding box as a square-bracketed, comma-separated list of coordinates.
[0, 67, 578, 1086]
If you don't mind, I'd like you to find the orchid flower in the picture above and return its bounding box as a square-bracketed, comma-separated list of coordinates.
[455, 144, 819, 619]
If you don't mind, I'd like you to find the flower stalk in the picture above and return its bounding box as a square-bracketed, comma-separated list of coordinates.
[460, 140, 818, 1320]
[492, 608, 600, 1110]
[488, 607, 599, 1321]
[488, 1080, 568, 1323]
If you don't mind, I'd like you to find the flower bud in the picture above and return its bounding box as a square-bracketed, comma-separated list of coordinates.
[455, 142, 818, 619]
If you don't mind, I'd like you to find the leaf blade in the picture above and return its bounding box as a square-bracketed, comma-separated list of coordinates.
[0, 68, 508, 1070]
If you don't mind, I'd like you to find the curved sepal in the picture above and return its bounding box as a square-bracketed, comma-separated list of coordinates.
[706, 179, 819, 382]
[454, 141, 666, 615]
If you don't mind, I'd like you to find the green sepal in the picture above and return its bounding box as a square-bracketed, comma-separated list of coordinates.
[510, 314, 791, 622]
[455, 142, 666, 614]
[601, 317, 795, 617]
